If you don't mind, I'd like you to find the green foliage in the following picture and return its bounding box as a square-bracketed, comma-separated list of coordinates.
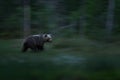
[0, 0, 120, 79]
[0, 0, 120, 41]
[0, 38, 120, 80]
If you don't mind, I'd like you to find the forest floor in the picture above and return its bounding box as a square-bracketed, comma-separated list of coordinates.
[0, 37, 120, 80]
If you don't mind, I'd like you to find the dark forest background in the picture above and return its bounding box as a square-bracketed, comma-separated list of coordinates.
[0, 0, 119, 42]
[0, 0, 120, 80]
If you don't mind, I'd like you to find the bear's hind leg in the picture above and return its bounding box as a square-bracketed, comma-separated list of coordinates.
[22, 42, 29, 52]
[22, 46, 28, 52]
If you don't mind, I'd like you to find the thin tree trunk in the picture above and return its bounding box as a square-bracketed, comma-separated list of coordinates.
[23, 0, 31, 38]
[106, 0, 115, 40]
[80, 14, 86, 37]
[78, 0, 86, 37]
[44, 0, 59, 29]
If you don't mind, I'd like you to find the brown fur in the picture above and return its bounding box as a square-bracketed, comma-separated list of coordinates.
[22, 34, 52, 52]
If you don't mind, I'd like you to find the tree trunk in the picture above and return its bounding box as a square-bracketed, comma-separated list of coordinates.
[106, 0, 115, 40]
[44, 0, 59, 29]
[79, 14, 86, 37]
[23, 0, 31, 38]
[77, 0, 86, 37]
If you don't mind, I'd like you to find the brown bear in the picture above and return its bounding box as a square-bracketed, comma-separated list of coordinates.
[22, 34, 52, 52]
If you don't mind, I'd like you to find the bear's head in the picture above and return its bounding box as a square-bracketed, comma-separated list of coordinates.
[43, 34, 52, 42]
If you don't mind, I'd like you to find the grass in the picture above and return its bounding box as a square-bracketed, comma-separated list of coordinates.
[0, 37, 120, 80]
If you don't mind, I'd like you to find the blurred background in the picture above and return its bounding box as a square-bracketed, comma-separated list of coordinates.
[0, 0, 120, 80]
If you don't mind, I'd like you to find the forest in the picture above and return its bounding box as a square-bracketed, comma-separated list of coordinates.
[0, 0, 120, 41]
[0, 0, 120, 80]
